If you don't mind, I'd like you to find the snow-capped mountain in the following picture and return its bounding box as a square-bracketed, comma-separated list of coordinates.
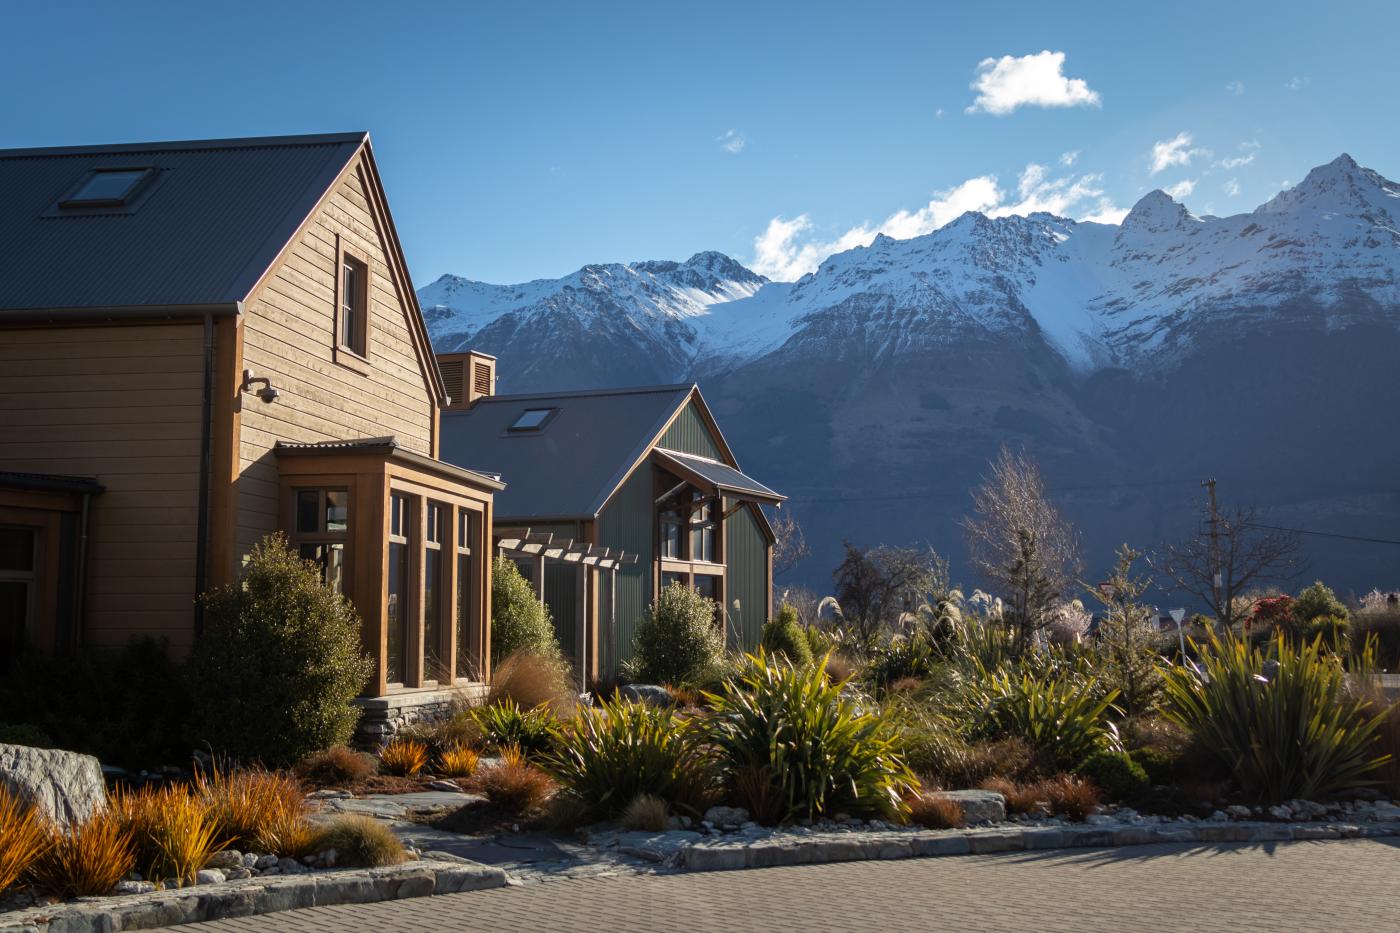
[418, 155, 1400, 597]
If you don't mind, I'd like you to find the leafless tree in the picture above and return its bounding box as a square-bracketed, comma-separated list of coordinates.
[1154, 503, 1304, 631]
[771, 507, 811, 577]
[831, 543, 943, 652]
[962, 446, 1081, 654]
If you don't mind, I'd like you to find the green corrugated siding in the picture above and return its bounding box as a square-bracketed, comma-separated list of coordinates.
[725, 501, 770, 651]
[659, 402, 723, 458]
[596, 466, 653, 674]
[544, 561, 578, 662]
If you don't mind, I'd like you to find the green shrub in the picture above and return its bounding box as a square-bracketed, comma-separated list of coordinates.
[1294, 581, 1349, 628]
[1161, 633, 1391, 802]
[471, 699, 559, 759]
[865, 635, 937, 689]
[760, 604, 814, 667]
[491, 557, 561, 664]
[190, 535, 374, 766]
[543, 696, 714, 818]
[704, 651, 915, 824]
[1076, 749, 1148, 802]
[1128, 746, 1179, 785]
[964, 668, 1120, 770]
[630, 582, 725, 686]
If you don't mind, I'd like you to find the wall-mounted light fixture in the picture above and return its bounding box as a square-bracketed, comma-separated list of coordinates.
[240, 369, 280, 403]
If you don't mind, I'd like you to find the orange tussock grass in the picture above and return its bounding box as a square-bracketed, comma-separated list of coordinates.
[438, 745, 481, 778]
[0, 785, 51, 893]
[197, 767, 311, 857]
[31, 808, 135, 898]
[378, 738, 430, 777]
[112, 783, 227, 886]
[474, 746, 555, 814]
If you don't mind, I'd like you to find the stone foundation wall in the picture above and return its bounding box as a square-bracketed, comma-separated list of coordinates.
[352, 683, 487, 748]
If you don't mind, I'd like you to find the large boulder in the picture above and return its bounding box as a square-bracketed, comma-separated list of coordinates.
[0, 743, 106, 829]
[618, 685, 675, 707]
[931, 789, 1006, 825]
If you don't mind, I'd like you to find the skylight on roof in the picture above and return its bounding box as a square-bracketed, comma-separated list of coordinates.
[508, 408, 556, 432]
[59, 167, 153, 208]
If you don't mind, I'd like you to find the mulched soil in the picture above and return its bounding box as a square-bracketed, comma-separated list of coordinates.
[420, 797, 554, 836]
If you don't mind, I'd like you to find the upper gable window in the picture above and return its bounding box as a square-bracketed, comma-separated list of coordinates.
[508, 408, 556, 432]
[60, 168, 153, 208]
[339, 254, 368, 358]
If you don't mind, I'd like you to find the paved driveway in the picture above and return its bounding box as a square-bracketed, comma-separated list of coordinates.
[194, 838, 1400, 932]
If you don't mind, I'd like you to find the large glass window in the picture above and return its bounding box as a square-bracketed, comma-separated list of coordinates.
[386, 494, 411, 685]
[291, 488, 347, 593]
[659, 506, 682, 559]
[0, 527, 35, 656]
[423, 502, 445, 682]
[689, 492, 716, 563]
[456, 509, 476, 680]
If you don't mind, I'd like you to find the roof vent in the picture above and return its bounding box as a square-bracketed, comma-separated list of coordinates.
[438, 350, 496, 410]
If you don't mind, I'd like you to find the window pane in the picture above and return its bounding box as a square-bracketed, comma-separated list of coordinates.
[426, 503, 443, 545]
[694, 574, 720, 602]
[456, 509, 476, 679]
[69, 169, 146, 203]
[387, 540, 409, 684]
[0, 528, 34, 572]
[424, 542, 442, 681]
[298, 543, 345, 594]
[325, 490, 348, 533]
[660, 511, 681, 559]
[661, 571, 687, 590]
[509, 408, 554, 431]
[295, 490, 320, 534]
[390, 494, 405, 538]
[0, 581, 29, 655]
[457, 509, 472, 553]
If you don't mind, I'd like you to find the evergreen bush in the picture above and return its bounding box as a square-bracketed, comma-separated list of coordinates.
[490, 556, 561, 664]
[630, 582, 725, 686]
[1076, 749, 1149, 802]
[760, 603, 814, 667]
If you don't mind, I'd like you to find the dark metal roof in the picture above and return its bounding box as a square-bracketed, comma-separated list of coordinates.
[274, 436, 506, 491]
[652, 448, 786, 505]
[0, 471, 104, 494]
[438, 385, 695, 521]
[0, 132, 365, 318]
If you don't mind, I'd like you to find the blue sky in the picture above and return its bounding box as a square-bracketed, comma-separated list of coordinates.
[5, 1, 1398, 284]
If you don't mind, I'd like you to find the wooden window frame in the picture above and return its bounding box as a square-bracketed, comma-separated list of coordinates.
[386, 492, 414, 690]
[288, 487, 350, 594]
[422, 500, 448, 686]
[0, 525, 37, 651]
[334, 234, 372, 373]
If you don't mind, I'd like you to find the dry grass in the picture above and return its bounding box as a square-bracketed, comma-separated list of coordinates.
[309, 814, 406, 868]
[438, 745, 480, 778]
[294, 746, 376, 786]
[732, 762, 786, 826]
[487, 651, 577, 716]
[31, 808, 135, 898]
[113, 784, 226, 885]
[378, 738, 430, 777]
[907, 793, 964, 829]
[977, 776, 1045, 815]
[0, 785, 50, 893]
[197, 768, 310, 856]
[823, 653, 857, 684]
[1039, 774, 1102, 821]
[620, 794, 670, 832]
[473, 747, 556, 815]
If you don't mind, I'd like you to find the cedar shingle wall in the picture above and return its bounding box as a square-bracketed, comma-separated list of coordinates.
[236, 158, 435, 558]
[0, 323, 205, 650]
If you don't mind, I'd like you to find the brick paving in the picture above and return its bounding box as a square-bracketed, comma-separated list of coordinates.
[194, 838, 1400, 932]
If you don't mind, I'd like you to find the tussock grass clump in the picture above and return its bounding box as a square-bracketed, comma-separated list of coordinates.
[198, 767, 311, 856]
[32, 809, 135, 898]
[475, 747, 556, 814]
[294, 745, 376, 786]
[438, 745, 480, 778]
[487, 651, 577, 716]
[112, 784, 226, 885]
[0, 785, 50, 893]
[1039, 774, 1101, 821]
[620, 794, 670, 832]
[310, 814, 406, 868]
[378, 738, 430, 777]
[907, 793, 964, 829]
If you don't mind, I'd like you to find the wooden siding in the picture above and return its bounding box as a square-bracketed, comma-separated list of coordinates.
[0, 323, 205, 651]
[235, 158, 436, 563]
[725, 501, 770, 651]
[595, 465, 653, 672]
[658, 402, 723, 459]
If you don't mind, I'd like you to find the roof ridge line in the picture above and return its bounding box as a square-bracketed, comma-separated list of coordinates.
[0, 132, 369, 160]
[457, 383, 695, 404]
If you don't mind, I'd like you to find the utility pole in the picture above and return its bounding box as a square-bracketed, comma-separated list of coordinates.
[1202, 478, 1222, 619]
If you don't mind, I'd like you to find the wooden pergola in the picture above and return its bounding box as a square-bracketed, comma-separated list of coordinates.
[495, 527, 637, 687]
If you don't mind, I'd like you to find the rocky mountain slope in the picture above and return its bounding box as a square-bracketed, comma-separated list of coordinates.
[420, 155, 1400, 597]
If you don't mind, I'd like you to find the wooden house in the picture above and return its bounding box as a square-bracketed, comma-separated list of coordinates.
[436, 353, 785, 684]
[0, 133, 500, 714]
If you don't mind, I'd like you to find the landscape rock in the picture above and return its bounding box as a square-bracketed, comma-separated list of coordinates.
[195, 869, 226, 885]
[0, 743, 106, 830]
[206, 850, 243, 870]
[931, 790, 1006, 824]
[618, 685, 675, 707]
[703, 806, 750, 828]
[428, 780, 461, 792]
[1225, 805, 1252, 820]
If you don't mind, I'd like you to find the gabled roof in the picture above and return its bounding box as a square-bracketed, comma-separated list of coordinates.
[438, 384, 698, 522]
[652, 449, 786, 506]
[0, 132, 365, 318]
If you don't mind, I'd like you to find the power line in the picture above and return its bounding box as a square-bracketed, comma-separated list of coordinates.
[1244, 522, 1400, 547]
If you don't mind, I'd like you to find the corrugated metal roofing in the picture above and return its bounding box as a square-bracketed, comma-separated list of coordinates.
[438, 385, 695, 521]
[0, 132, 365, 316]
[653, 448, 786, 505]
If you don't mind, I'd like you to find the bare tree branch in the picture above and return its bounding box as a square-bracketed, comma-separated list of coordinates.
[771, 507, 811, 578]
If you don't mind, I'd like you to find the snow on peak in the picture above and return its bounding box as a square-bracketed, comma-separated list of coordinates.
[1119, 189, 1197, 236]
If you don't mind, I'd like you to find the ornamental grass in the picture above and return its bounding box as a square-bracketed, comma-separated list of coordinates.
[30, 808, 135, 898]
[378, 738, 430, 776]
[111, 783, 226, 886]
[474, 746, 556, 814]
[197, 766, 312, 856]
[0, 785, 50, 893]
[438, 745, 480, 778]
[308, 814, 405, 868]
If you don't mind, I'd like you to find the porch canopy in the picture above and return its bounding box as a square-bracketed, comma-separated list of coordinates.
[651, 448, 787, 507]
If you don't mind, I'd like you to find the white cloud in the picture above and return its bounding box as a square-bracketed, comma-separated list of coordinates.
[1059, 150, 1080, 167]
[751, 164, 1124, 281]
[717, 129, 746, 154]
[965, 50, 1101, 115]
[1286, 75, 1311, 90]
[1163, 178, 1196, 199]
[1226, 80, 1245, 95]
[1223, 178, 1241, 197]
[1218, 152, 1255, 169]
[1150, 132, 1209, 174]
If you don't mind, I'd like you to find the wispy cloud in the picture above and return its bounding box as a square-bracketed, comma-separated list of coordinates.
[751, 163, 1123, 281]
[965, 50, 1101, 115]
[717, 129, 746, 154]
[1163, 178, 1196, 199]
[935, 108, 945, 119]
[1059, 150, 1080, 167]
[1150, 132, 1210, 175]
[1223, 178, 1241, 197]
[1218, 152, 1255, 169]
[1286, 75, 1311, 90]
[1225, 80, 1245, 96]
